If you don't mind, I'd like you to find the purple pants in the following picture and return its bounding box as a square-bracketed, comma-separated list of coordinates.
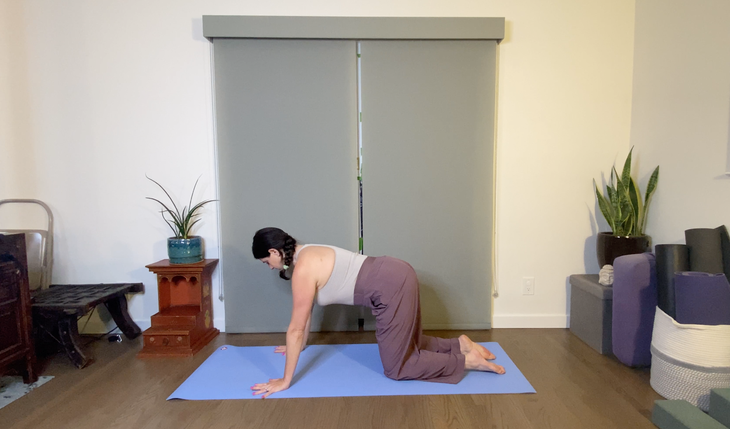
[353, 256, 466, 384]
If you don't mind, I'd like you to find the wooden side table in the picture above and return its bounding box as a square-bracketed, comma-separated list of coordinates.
[137, 259, 218, 358]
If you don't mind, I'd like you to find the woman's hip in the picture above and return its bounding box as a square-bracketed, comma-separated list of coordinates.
[354, 256, 417, 307]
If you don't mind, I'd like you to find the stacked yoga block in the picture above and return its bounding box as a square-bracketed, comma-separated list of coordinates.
[652, 388, 730, 429]
[610, 226, 730, 412]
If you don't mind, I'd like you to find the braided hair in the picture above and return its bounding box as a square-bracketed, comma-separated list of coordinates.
[252, 227, 297, 280]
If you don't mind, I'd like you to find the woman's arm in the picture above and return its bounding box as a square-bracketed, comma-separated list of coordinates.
[282, 265, 316, 382]
[252, 256, 316, 398]
[273, 305, 312, 355]
[301, 305, 313, 350]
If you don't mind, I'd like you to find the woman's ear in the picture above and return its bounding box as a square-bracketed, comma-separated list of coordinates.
[268, 249, 280, 258]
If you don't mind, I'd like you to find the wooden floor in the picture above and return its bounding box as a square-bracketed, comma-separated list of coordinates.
[1, 329, 662, 429]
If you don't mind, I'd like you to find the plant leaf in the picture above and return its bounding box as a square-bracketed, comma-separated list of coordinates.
[189, 176, 202, 215]
[621, 147, 633, 185]
[146, 197, 183, 227]
[628, 177, 643, 236]
[616, 175, 635, 236]
[641, 166, 660, 234]
[594, 180, 615, 233]
[146, 175, 217, 239]
[146, 175, 181, 217]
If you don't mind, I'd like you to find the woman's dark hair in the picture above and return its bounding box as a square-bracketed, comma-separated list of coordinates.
[252, 227, 297, 280]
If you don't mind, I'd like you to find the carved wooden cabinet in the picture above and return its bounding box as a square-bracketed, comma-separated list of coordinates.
[137, 259, 218, 358]
[0, 234, 37, 383]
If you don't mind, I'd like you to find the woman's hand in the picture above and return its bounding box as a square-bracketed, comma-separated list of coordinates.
[251, 378, 290, 399]
[274, 345, 306, 355]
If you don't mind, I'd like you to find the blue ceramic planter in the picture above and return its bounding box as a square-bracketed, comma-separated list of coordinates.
[167, 236, 203, 264]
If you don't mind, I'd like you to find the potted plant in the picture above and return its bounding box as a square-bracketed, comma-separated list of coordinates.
[146, 175, 216, 264]
[593, 147, 659, 267]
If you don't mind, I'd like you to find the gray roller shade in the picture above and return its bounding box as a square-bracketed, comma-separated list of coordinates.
[213, 39, 360, 332]
[360, 40, 496, 329]
[203, 16, 505, 41]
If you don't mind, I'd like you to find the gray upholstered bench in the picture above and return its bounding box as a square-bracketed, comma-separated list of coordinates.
[569, 274, 613, 355]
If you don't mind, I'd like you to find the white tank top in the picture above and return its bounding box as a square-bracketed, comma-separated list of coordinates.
[294, 244, 367, 306]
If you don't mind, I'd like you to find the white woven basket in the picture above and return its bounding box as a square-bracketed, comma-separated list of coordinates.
[651, 307, 730, 366]
[650, 307, 730, 411]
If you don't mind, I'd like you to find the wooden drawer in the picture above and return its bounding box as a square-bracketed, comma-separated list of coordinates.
[0, 263, 19, 304]
[0, 303, 21, 357]
[144, 333, 190, 348]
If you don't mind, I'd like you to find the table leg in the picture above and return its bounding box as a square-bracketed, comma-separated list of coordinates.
[57, 316, 89, 368]
[22, 355, 38, 384]
[105, 296, 141, 340]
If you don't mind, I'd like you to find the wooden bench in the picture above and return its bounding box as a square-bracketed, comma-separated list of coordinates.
[32, 283, 144, 368]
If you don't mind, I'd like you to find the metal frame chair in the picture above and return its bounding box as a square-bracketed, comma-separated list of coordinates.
[0, 199, 54, 290]
[0, 199, 142, 368]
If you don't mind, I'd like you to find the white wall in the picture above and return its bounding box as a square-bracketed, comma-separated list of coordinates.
[0, 0, 637, 331]
[630, 0, 730, 248]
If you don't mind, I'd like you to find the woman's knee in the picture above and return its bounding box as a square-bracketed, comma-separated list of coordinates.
[383, 367, 409, 381]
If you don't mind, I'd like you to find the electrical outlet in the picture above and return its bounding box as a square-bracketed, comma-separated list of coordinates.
[522, 277, 535, 295]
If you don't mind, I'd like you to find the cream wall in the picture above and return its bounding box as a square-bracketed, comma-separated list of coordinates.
[630, 0, 730, 248]
[0, 0, 637, 331]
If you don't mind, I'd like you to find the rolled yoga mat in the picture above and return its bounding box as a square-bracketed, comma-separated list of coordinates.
[685, 228, 725, 274]
[655, 244, 690, 319]
[674, 271, 730, 325]
[168, 342, 535, 400]
[716, 225, 730, 281]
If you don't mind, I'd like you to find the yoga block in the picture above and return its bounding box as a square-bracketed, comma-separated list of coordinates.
[612, 253, 657, 367]
[710, 389, 730, 428]
[569, 274, 612, 355]
[652, 400, 728, 429]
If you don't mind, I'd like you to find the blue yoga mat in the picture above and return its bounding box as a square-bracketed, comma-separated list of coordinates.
[168, 342, 535, 400]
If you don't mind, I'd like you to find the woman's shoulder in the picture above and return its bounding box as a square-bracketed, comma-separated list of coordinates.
[294, 245, 335, 278]
[298, 244, 335, 257]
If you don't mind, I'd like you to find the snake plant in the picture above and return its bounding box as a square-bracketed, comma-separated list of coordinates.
[146, 175, 216, 239]
[594, 148, 659, 237]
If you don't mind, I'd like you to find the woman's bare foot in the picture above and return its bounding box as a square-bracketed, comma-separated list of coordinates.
[464, 349, 506, 374]
[458, 334, 496, 360]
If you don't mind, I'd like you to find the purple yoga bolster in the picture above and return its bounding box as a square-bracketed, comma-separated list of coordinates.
[674, 271, 730, 325]
[612, 253, 657, 367]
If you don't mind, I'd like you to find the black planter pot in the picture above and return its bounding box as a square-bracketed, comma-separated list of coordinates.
[596, 232, 651, 267]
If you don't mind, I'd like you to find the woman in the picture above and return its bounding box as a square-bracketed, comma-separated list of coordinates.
[250, 227, 504, 398]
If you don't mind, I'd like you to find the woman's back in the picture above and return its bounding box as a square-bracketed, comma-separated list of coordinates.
[295, 245, 366, 306]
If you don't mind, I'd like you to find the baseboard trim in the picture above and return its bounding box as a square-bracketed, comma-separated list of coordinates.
[117, 317, 565, 334]
[422, 323, 492, 330]
[216, 321, 493, 334]
[492, 314, 569, 328]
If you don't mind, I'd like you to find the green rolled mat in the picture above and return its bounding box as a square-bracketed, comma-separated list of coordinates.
[652, 400, 728, 429]
[685, 228, 725, 274]
[710, 389, 730, 428]
[716, 226, 730, 282]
